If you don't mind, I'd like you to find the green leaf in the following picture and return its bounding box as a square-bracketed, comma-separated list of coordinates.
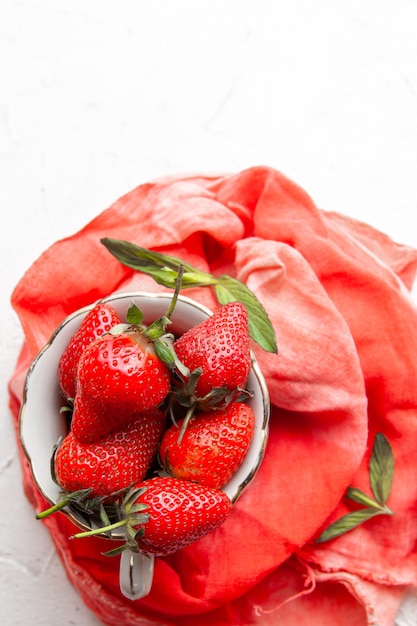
[145, 316, 171, 340]
[99, 504, 111, 527]
[101, 237, 278, 353]
[316, 433, 395, 543]
[103, 544, 127, 557]
[126, 524, 138, 541]
[154, 336, 191, 377]
[315, 508, 382, 543]
[126, 303, 143, 325]
[101, 238, 216, 289]
[346, 487, 381, 510]
[369, 433, 394, 506]
[153, 338, 176, 369]
[215, 275, 278, 354]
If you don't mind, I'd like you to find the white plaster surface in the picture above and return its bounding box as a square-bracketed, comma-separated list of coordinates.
[1, 1, 417, 624]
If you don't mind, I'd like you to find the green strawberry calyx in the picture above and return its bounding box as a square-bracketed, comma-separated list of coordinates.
[70, 486, 151, 557]
[101, 238, 278, 354]
[169, 368, 253, 443]
[36, 488, 102, 520]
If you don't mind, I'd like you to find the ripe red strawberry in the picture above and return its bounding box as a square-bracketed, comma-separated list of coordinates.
[71, 327, 171, 443]
[159, 402, 255, 489]
[54, 409, 166, 499]
[73, 477, 232, 557]
[58, 302, 122, 400]
[133, 477, 231, 556]
[173, 302, 251, 406]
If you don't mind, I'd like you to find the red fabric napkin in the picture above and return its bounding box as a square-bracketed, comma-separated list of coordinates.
[9, 166, 417, 625]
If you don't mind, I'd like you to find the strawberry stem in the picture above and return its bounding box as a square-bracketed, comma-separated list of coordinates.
[71, 518, 128, 539]
[165, 263, 184, 319]
[36, 488, 94, 520]
[144, 263, 184, 341]
[36, 499, 69, 519]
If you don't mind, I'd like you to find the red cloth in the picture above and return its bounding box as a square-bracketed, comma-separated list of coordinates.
[9, 166, 417, 625]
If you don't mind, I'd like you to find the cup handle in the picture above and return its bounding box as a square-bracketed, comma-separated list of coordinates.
[119, 548, 155, 600]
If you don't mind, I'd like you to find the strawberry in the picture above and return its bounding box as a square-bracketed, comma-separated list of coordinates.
[71, 326, 171, 443]
[58, 302, 122, 401]
[159, 402, 255, 489]
[173, 302, 251, 408]
[72, 477, 232, 557]
[133, 478, 231, 556]
[54, 409, 166, 499]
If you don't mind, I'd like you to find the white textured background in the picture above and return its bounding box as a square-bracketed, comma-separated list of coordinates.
[1, 1, 417, 624]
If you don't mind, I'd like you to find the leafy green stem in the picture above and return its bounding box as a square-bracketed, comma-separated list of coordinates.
[165, 263, 185, 320]
[315, 433, 394, 543]
[101, 237, 277, 353]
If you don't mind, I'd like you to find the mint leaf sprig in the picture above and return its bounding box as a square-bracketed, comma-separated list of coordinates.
[316, 433, 394, 543]
[100, 237, 278, 354]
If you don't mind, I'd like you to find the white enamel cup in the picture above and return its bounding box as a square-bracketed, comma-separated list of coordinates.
[19, 292, 270, 600]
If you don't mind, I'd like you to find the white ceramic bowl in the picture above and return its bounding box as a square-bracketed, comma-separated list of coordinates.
[19, 292, 270, 599]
